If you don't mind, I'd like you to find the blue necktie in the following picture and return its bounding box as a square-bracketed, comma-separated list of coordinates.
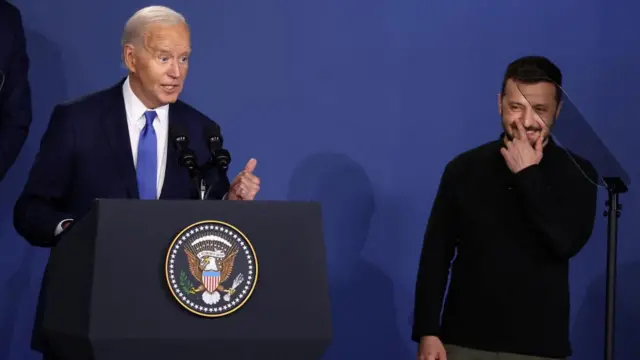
[136, 110, 157, 199]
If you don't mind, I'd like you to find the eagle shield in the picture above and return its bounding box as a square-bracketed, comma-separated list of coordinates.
[202, 270, 221, 293]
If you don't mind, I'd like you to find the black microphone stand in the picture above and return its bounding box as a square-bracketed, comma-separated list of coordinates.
[602, 176, 628, 360]
[186, 164, 204, 200]
[193, 169, 205, 200]
[176, 148, 205, 200]
[200, 148, 231, 200]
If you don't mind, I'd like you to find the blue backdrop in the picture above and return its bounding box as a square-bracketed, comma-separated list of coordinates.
[1, 0, 638, 359]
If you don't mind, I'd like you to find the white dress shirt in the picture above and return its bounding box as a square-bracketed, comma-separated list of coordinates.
[122, 76, 169, 198]
[54, 77, 169, 235]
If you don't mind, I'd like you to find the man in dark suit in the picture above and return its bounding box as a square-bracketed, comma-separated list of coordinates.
[0, 1, 32, 183]
[13, 6, 261, 359]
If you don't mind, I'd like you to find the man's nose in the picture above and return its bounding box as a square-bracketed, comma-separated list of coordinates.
[167, 62, 180, 78]
[522, 108, 538, 128]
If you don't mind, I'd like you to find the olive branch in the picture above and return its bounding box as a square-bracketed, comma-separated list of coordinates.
[179, 270, 195, 294]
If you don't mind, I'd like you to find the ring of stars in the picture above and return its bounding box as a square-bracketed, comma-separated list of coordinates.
[166, 222, 257, 317]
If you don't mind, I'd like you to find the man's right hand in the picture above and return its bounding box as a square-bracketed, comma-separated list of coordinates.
[417, 336, 447, 360]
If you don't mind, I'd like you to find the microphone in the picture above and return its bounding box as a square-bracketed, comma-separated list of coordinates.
[170, 123, 200, 178]
[203, 123, 231, 171]
[170, 123, 206, 199]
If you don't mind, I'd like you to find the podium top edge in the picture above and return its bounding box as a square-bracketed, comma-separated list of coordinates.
[90, 199, 322, 205]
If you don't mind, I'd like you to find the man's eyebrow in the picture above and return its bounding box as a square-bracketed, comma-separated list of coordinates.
[152, 47, 191, 55]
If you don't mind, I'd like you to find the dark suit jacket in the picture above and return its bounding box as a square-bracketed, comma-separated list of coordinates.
[14, 78, 231, 245]
[13, 79, 231, 353]
[0, 1, 32, 182]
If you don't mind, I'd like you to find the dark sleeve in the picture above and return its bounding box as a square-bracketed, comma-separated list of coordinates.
[513, 160, 598, 259]
[14, 104, 75, 247]
[0, 5, 33, 182]
[412, 162, 458, 341]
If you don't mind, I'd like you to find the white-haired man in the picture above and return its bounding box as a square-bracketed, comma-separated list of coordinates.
[14, 6, 260, 359]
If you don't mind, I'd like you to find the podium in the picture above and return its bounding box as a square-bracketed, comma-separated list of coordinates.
[40, 199, 332, 360]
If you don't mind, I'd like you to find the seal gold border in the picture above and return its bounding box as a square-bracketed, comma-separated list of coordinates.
[164, 220, 259, 318]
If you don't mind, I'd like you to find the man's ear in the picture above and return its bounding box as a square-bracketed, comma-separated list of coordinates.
[497, 93, 503, 116]
[123, 44, 136, 73]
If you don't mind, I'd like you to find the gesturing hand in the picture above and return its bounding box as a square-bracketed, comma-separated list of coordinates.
[500, 120, 543, 173]
[227, 158, 260, 201]
[417, 336, 447, 360]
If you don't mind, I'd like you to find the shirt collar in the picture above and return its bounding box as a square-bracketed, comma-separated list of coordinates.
[122, 76, 169, 126]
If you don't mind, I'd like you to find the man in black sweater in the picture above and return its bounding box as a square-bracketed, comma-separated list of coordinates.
[413, 56, 598, 360]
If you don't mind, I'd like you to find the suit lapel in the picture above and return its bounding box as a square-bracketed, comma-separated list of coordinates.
[101, 79, 139, 198]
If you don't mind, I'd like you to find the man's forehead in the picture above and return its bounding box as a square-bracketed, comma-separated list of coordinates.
[505, 80, 556, 103]
[143, 24, 190, 46]
[147, 42, 192, 53]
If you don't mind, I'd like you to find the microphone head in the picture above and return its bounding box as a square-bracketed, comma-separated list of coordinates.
[204, 122, 223, 151]
[170, 123, 189, 146]
[202, 122, 230, 171]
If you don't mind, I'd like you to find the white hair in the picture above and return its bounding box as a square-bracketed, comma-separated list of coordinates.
[121, 6, 188, 48]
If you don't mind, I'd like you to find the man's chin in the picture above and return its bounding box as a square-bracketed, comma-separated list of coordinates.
[158, 94, 180, 104]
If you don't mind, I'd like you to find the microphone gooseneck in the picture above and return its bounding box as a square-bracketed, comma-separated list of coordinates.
[203, 123, 231, 172]
[170, 125, 198, 175]
[170, 123, 204, 199]
[169, 122, 232, 200]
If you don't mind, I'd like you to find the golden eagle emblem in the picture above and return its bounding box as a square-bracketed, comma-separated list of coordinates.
[165, 221, 259, 317]
[184, 245, 244, 305]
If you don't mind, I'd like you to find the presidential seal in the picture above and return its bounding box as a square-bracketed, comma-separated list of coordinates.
[165, 220, 258, 317]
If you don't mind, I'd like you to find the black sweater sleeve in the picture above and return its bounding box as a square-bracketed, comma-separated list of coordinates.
[513, 160, 598, 259]
[412, 162, 459, 341]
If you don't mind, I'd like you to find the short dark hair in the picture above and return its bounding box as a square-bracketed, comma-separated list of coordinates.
[501, 55, 563, 103]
